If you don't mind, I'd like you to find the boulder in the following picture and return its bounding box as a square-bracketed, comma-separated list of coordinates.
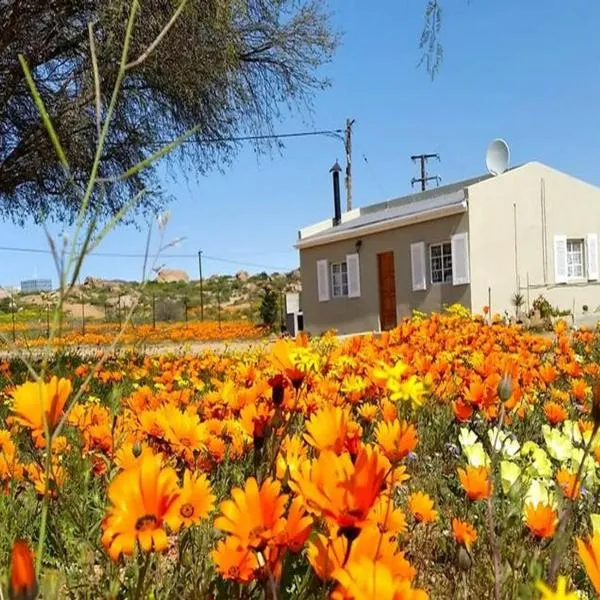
[83, 277, 128, 290]
[156, 268, 189, 283]
[235, 270, 250, 282]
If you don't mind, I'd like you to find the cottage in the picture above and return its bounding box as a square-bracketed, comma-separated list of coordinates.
[295, 161, 600, 335]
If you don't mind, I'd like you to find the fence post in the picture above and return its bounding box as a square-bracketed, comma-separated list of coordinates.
[46, 304, 50, 338]
[217, 289, 221, 329]
[11, 301, 16, 343]
[184, 297, 188, 323]
[118, 294, 122, 327]
[81, 293, 85, 335]
[152, 294, 156, 329]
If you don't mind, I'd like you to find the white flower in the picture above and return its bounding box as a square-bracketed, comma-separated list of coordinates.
[525, 479, 555, 509]
[542, 424, 573, 463]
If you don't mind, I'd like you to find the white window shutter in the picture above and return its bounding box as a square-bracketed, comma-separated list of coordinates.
[587, 234, 599, 281]
[410, 242, 426, 291]
[316, 259, 330, 302]
[346, 253, 361, 298]
[553, 235, 568, 283]
[451, 232, 470, 285]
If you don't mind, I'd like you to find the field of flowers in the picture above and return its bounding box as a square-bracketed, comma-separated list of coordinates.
[2, 306, 600, 598]
[0, 320, 264, 349]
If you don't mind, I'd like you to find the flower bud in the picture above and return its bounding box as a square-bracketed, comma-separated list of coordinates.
[457, 545, 472, 572]
[497, 374, 513, 402]
[10, 539, 37, 600]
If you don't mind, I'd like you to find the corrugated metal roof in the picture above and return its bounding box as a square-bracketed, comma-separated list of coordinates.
[298, 168, 528, 244]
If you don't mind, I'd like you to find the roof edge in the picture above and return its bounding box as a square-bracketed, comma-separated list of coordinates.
[295, 201, 467, 250]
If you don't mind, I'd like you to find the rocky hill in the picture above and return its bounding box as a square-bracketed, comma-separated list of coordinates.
[0, 269, 302, 324]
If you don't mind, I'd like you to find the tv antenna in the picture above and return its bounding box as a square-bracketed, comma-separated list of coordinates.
[411, 153, 441, 191]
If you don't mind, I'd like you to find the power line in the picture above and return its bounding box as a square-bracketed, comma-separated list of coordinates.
[0, 245, 293, 271]
[153, 128, 344, 147]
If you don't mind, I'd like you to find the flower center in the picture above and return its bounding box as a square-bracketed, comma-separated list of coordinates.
[227, 566, 240, 578]
[135, 514, 158, 531]
[180, 503, 194, 518]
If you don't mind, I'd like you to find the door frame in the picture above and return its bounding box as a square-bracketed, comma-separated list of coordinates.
[377, 251, 398, 331]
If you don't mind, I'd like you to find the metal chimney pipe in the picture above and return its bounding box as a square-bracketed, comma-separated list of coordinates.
[330, 160, 342, 226]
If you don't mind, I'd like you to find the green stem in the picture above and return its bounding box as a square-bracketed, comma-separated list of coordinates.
[487, 405, 505, 600]
[134, 552, 151, 600]
[35, 444, 53, 575]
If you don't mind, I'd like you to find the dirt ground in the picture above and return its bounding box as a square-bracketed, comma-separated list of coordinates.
[0, 337, 272, 360]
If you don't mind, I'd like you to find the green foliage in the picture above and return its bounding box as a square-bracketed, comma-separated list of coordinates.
[259, 286, 279, 328]
[0, 0, 337, 223]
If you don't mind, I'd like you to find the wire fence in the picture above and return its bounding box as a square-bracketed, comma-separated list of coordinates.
[0, 291, 266, 345]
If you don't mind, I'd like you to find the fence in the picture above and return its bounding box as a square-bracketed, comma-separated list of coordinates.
[0, 291, 256, 343]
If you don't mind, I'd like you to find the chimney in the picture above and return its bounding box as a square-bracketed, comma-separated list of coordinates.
[330, 160, 342, 226]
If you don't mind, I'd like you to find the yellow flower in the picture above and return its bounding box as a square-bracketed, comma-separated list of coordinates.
[388, 375, 428, 409]
[535, 576, 578, 599]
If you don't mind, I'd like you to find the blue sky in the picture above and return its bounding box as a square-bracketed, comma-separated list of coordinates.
[1, 0, 599, 287]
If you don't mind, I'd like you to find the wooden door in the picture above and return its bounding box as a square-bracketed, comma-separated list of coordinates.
[377, 251, 397, 331]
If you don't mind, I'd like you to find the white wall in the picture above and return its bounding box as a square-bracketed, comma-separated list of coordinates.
[468, 162, 600, 316]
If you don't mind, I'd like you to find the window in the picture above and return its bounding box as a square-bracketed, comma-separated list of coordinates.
[429, 242, 453, 284]
[567, 239, 585, 279]
[331, 261, 348, 297]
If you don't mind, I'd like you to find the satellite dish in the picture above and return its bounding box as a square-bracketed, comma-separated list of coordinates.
[486, 138, 510, 176]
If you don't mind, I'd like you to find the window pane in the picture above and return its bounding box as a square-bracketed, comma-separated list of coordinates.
[567, 240, 584, 278]
[429, 241, 452, 284]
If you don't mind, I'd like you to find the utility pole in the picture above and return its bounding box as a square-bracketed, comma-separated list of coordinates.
[198, 250, 204, 321]
[344, 118, 355, 211]
[411, 153, 441, 191]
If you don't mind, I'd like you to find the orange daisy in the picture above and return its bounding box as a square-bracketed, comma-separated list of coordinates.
[525, 503, 557, 539]
[10, 376, 71, 436]
[291, 446, 389, 536]
[303, 405, 349, 454]
[214, 477, 287, 550]
[166, 470, 215, 531]
[576, 533, 600, 595]
[375, 419, 418, 463]
[556, 469, 581, 501]
[211, 536, 259, 583]
[458, 466, 492, 501]
[101, 452, 179, 560]
[331, 557, 428, 600]
[452, 518, 477, 549]
[544, 401, 568, 426]
[408, 492, 438, 523]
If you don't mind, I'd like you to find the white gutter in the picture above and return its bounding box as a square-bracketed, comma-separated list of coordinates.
[295, 201, 467, 250]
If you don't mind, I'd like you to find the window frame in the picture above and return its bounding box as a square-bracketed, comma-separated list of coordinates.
[429, 241, 453, 285]
[330, 261, 349, 298]
[566, 238, 585, 281]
